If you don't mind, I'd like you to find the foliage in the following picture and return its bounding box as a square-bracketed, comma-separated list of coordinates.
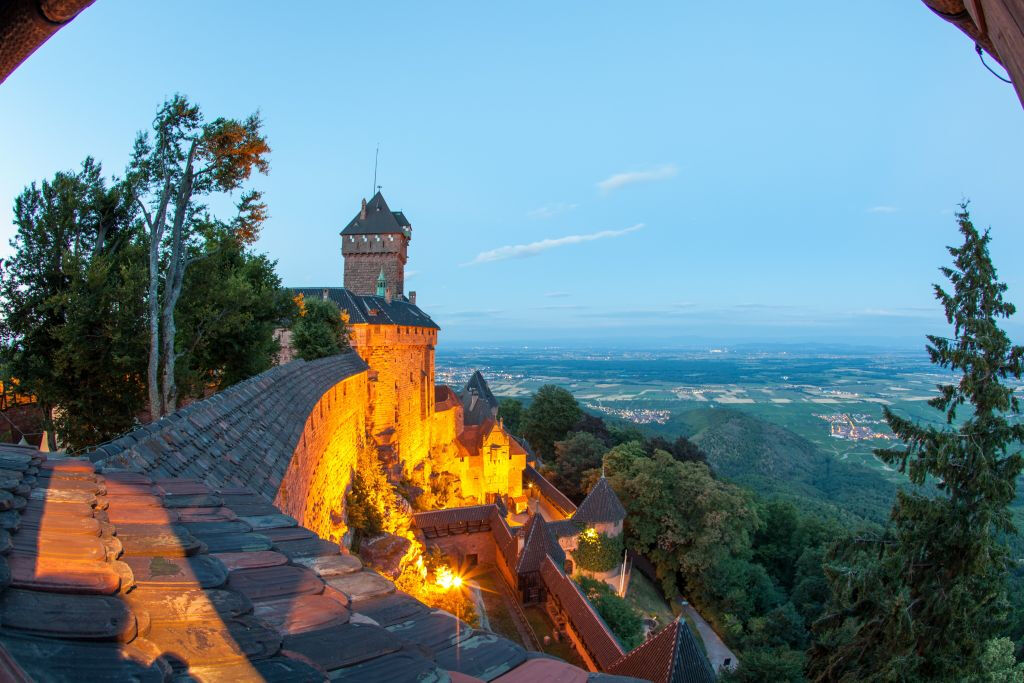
[604, 444, 760, 597]
[574, 530, 623, 573]
[128, 94, 270, 419]
[578, 575, 644, 650]
[290, 297, 348, 361]
[546, 431, 607, 502]
[969, 638, 1024, 683]
[684, 406, 898, 525]
[521, 384, 582, 458]
[808, 205, 1024, 681]
[346, 447, 403, 548]
[720, 646, 806, 683]
[173, 228, 292, 397]
[498, 398, 523, 435]
[647, 435, 708, 465]
[0, 158, 147, 449]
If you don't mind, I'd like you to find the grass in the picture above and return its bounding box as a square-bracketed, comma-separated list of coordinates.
[681, 612, 708, 655]
[472, 571, 524, 644]
[523, 606, 586, 668]
[624, 571, 675, 629]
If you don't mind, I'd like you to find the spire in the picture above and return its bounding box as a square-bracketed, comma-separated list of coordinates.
[376, 269, 387, 297]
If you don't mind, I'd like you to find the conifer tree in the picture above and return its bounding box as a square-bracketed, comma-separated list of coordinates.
[808, 204, 1024, 681]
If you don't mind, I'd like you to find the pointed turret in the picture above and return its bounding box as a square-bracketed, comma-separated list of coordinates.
[574, 476, 626, 527]
[607, 618, 716, 683]
[341, 191, 411, 297]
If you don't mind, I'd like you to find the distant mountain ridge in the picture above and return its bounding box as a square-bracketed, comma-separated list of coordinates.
[681, 408, 899, 525]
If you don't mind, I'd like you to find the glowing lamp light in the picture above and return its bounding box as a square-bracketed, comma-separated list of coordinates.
[583, 527, 599, 541]
[435, 565, 463, 590]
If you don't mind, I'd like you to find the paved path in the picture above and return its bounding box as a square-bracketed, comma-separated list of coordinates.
[679, 601, 738, 673]
[469, 583, 490, 631]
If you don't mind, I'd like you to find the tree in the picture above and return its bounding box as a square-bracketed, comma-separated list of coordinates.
[573, 530, 623, 573]
[547, 431, 607, 501]
[648, 435, 708, 465]
[809, 204, 1024, 681]
[0, 158, 146, 449]
[579, 576, 644, 649]
[497, 398, 523, 435]
[128, 95, 270, 420]
[604, 444, 760, 596]
[173, 230, 292, 396]
[290, 298, 348, 361]
[521, 384, 581, 459]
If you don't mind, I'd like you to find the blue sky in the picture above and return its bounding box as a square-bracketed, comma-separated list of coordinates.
[2, 1, 1022, 348]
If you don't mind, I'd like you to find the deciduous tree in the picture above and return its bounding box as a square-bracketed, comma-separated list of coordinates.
[128, 95, 270, 419]
[521, 384, 581, 459]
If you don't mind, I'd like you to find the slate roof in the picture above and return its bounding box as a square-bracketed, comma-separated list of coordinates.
[90, 354, 369, 499]
[607, 618, 716, 683]
[515, 514, 565, 574]
[341, 192, 412, 236]
[574, 477, 626, 525]
[290, 287, 439, 330]
[461, 371, 499, 426]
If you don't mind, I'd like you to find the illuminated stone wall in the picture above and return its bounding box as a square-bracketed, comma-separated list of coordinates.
[274, 370, 370, 544]
[349, 323, 437, 478]
[456, 423, 527, 504]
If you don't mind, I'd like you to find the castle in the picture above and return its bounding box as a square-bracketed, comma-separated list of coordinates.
[4, 191, 713, 682]
[283, 192, 527, 518]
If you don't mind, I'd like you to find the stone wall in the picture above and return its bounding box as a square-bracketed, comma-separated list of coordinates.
[342, 235, 408, 296]
[428, 530, 498, 568]
[274, 370, 369, 544]
[349, 323, 437, 478]
[93, 354, 370, 540]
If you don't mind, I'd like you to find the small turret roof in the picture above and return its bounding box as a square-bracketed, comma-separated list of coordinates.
[341, 192, 412, 236]
[573, 477, 626, 524]
[607, 618, 716, 683]
[461, 370, 499, 426]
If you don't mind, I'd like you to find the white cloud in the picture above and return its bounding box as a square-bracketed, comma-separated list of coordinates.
[463, 224, 644, 266]
[597, 164, 677, 193]
[405, 270, 419, 279]
[527, 202, 578, 220]
[544, 291, 570, 298]
[866, 205, 898, 214]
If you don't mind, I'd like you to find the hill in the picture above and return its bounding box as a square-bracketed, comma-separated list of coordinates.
[679, 408, 900, 525]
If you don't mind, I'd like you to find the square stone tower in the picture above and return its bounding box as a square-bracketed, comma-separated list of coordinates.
[341, 192, 411, 297]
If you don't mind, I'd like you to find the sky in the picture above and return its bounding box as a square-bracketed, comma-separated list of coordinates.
[1, 1, 1022, 348]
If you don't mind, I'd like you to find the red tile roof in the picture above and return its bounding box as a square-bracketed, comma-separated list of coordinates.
[539, 555, 625, 670]
[607, 617, 716, 683]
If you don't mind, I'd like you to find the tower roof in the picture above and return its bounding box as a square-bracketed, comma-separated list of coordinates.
[341, 192, 412, 236]
[461, 370, 499, 426]
[515, 513, 565, 574]
[607, 618, 716, 683]
[573, 477, 626, 524]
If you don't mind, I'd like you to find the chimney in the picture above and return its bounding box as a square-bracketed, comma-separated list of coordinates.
[322, 289, 329, 300]
[360, 198, 367, 220]
[385, 287, 392, 304]
[409, 291, 416, 305]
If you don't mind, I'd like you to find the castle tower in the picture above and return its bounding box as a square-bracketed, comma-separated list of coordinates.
[341, 192, 411, 297]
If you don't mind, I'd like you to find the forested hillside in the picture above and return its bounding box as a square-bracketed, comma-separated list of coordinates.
[679, 408, 899, 526]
